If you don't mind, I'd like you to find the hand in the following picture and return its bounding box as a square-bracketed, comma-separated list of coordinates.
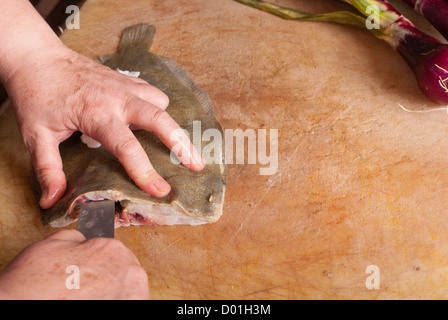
[0, 230, 150, 300]
[4, 45, 205, 209]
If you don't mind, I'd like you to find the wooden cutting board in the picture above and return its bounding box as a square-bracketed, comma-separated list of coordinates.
[2, 0, 448, 299]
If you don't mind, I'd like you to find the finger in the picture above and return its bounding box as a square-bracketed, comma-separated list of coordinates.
[47, 229, 86, 242]
[132, 82, 170, 110]
[113, 68, 169, 108]
[125, 97, 205, 171]
[91, 118, 171, 198]
[29, 135, 67, 209]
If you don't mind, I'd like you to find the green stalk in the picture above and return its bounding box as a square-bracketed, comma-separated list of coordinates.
[234, 0, 426, 49]
[234, 0, 384, 37]
[235, 0, 448, 104]
[341, 0, 401, 27]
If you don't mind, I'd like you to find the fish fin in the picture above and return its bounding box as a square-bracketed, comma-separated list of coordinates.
[158, 56, 222, 131]
[159, 55, 227, 177]
[119, 23, 156, 50]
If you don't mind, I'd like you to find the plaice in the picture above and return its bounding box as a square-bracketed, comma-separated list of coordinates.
[37, 24, 227, 228]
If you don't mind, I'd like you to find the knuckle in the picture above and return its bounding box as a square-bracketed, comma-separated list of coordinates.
[84, 105, 104, 120]
[21, 132, 37, 151]
[85, 79, 122, 100]
[150, 108, 170, 124]
[86, 238, 125, 253]
[77, 91, 121, 132]
[115, 136, 141, 156]
[79, 110, 117, 142]
[125, 265, 149, 289]
[34, 165, 61, 185]
[34, 167, 50, 181]
[22, 129, 48, 154]
[157, 92, 170, 109]
[80, 106, 109, 130]
[48, 229, 77, 240]
[105, 238, 127, 252]
[129, 265, 148, 280]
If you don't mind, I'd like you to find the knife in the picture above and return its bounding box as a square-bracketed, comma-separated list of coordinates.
[77, 200, 116, 239]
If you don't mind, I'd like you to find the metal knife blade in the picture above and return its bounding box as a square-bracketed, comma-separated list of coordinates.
[77, 200, 115, 239]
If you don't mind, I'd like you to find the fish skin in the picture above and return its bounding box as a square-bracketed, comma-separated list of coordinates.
[38, 24, 227, 227]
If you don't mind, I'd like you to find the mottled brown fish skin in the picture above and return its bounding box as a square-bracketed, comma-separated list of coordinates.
[39, 24, 226, 227]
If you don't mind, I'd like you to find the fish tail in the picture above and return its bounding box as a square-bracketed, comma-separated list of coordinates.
[119, 23, 156, 50]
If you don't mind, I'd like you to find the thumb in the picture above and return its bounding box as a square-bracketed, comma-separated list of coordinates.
[29, 135, 67, 209]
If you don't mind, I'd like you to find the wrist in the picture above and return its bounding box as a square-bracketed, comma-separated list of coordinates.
[0, 0, 68, 85]
[3, 43, 74, 96]
[0, 38, 69, 86]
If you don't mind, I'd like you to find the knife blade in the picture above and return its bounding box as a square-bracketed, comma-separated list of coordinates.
[77, 200, 116, 239]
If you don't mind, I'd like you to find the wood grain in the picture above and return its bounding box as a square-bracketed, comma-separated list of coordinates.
[1, 0, 448, 299]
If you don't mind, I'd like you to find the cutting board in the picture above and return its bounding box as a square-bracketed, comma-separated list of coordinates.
[2, 0, 448, 299]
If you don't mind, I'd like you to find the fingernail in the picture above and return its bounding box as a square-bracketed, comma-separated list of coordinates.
[191, 147, 205, 166]
[39, 184, 65, 209]
[48, 185, 63, 201]
[195, 158, 206, 170]
[39, 188, 49, 205]
[192, 154, 204, 166]
[154, 178, 170, 193]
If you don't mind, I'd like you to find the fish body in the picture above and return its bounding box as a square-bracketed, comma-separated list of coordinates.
[40, 24, 226, 228]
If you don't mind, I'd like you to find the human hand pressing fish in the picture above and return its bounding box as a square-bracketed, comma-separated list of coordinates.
[0, 1, 205, 210]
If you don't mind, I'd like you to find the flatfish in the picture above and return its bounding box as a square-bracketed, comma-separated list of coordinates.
[39, 24, 227, 228]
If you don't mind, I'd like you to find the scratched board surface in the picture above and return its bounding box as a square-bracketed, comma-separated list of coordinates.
[1, 0, 448, 299]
